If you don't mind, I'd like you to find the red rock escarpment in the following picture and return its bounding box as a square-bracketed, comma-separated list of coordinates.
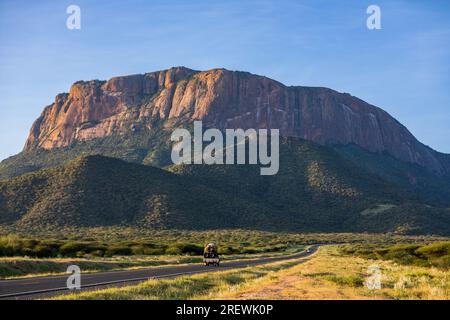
[24, 66, 447, 174]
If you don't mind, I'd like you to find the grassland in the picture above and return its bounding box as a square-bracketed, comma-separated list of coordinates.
[52, 244, 450, 300]
[54, 256, 309, 300]
[216, 246, 450, 300]
[1, 228, 445, 246]
[1, 230, 444, 264]
[0, 255, 201, 279]
[2, 231, 448, 283]
[0, 232, 298, 260]
[340, 242, 450, 269]
[0, 250, 302, 279]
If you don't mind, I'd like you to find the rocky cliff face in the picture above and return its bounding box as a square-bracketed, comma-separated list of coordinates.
[24, 67, 448, 174]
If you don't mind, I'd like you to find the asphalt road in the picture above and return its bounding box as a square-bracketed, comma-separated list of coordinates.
[0, 245, 318, 300]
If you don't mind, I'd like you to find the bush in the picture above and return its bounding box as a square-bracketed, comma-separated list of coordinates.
[241, 248, 258, 254]
[179, 244, 204, 255]
[131, 246, 145, 255]
[105, 246, 132, 256]
[343, 242, 450, 270]
[143, 247, 165, 255]
[165, 246, 183, 255]
[219, 246, 239, 255]
[89, 250, 105, 257]
[416, 242, 450, 259]
[32, 245, 55, 258]
[0, 235, 23, 256]
[165, 243, 203, 256]
[59, 242, 88, 256]
[22, 239, 39, 248]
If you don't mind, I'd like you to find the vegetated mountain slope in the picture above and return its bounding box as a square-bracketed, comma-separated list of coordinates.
[0, 124, 175, 180]
[170, 137, 450, 235]
[1, 138, 449, 235]
[3, 67, 448, 179]
[1, 126, 449, 210]
[0, 155, 281, 232]
[334, 144, 450, 206]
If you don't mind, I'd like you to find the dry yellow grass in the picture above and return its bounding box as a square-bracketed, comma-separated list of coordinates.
[212, 246, 450, 300]
[53, 258, 306, 300]
[53, 246, 450, 300]
[0, 251, 294, 279]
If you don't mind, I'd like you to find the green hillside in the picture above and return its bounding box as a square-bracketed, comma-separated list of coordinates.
[0, 154, 287, 232]
[2, 126, 449, 211]
[0, 126, 173, 180]
[1, 138, 449, 235]
[170, 138, 450, 234]
[334, 144, 450, 206]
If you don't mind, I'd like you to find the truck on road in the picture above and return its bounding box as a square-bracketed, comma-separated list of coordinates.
[203, 243, 220, 266]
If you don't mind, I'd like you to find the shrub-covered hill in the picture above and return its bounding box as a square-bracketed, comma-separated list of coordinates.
[0, 138, 449, 235]
[170, 138, 450, 235]
[0, 155, 282, 231]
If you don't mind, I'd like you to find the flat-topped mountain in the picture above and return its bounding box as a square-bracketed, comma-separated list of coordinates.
[1, 67, 450, 235]
[23, 67, 449, 175]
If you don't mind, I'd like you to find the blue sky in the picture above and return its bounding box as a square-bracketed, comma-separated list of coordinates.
[0, 0, 449, 160]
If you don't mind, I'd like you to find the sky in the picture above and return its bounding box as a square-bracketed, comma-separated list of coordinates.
[0, 0, 449, 160]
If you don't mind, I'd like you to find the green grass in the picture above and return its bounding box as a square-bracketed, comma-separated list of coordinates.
[0, 232, 306, 259]
[1, 231, 446, 258]
[0, 235, 207, 258]
[2, 231, 448, 257]
[341, 242, 450, 269]
[0, 233, 306, 279]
